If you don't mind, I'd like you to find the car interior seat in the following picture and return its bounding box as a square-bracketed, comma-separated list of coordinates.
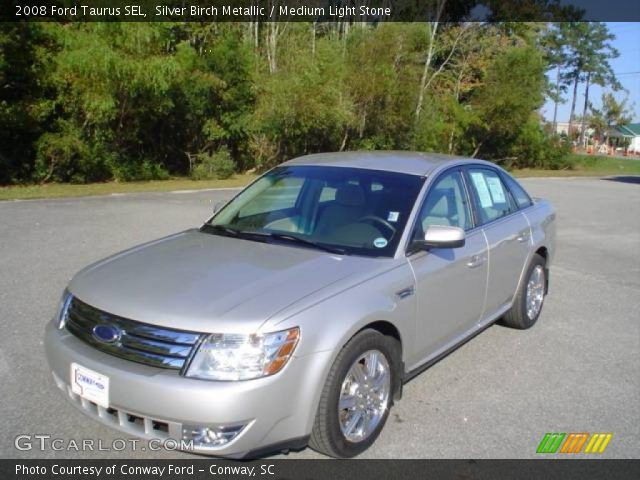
[315, 183, 367, 236]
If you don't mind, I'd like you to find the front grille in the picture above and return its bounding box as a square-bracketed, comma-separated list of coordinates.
[65, 297, 203, 371]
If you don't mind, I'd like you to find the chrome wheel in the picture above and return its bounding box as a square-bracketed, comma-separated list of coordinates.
[526, 265, 545, 320]
[338, 349, 391, 443]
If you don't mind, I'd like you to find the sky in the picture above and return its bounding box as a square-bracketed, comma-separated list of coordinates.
[541, 22, 640, 124]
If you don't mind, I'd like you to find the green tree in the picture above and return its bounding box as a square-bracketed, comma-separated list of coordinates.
[589, 92, 633, 141]
[39, 23, 182, 181]
[345, 23, 422, 151]
[561, 22, 619, 143]
[1, 20, 575, 184]
[541, 23, 570, 131]
[0, 23, 53, 183]
[250, 25, 351, 169]
[467, 44, 547, 159]
[35, 23, 254, 182]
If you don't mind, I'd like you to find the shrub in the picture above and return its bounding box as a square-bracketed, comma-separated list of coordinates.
[34, 128, 102, 184]
[191, 148, 235, 180]
[508, 118, 573, 170]
[111, 159, 170, 182]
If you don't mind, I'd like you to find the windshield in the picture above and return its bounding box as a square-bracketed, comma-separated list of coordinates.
[205, 165, 425, 257]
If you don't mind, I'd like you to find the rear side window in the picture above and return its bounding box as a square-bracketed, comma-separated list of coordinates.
[501, 173, 533, 209]
[467, 167, 515, 224]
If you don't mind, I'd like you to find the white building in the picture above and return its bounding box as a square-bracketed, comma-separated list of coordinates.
[608, 124, 640, 153]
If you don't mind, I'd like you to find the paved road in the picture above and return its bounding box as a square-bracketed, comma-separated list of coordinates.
[0, 177, 638, 459]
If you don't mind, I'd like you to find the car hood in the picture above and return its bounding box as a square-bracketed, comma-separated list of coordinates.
[69, 229, 380, 333]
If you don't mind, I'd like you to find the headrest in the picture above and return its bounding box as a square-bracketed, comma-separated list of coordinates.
[335, 184, 365, 207]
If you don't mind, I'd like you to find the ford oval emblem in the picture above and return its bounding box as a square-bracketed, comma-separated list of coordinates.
[92, 324, 121, 344]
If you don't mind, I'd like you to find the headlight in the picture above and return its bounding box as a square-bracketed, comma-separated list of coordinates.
[186, 327, 300, 381]
[56, 289, 73, 329]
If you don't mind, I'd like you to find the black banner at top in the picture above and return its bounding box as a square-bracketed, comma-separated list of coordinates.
[2, 0, 640, 22]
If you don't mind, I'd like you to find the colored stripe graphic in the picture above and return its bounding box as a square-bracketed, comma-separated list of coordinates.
[572, 433, 589, 453]
[560, 434, 576, 453]
[536, 433, 566, 453]
[584, 433, 613, 454]
[538, 433, 613, 454]
[560, 433, 589, 453]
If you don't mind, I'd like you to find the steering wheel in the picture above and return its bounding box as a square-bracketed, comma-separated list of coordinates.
[356, 215, 397, 236]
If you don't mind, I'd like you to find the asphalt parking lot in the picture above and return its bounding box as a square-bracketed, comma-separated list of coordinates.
[0, 177, 638, 459]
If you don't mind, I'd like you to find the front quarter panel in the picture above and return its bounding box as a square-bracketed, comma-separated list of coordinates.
[267, 261, 415, 359]
[262, 260, 416, 433]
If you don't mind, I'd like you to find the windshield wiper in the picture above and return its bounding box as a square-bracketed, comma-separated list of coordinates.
[243, 231, 346, 255]
[200, 223, 242, 237]
[201, 225, 345, 255]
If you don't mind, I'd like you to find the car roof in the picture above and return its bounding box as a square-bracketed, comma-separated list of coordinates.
[282, 151, 493, 176]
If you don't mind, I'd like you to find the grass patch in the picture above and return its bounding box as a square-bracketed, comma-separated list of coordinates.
[0, 174, 258, 201]
[3, 153, 639, 201]
[512, 153, 640, 178]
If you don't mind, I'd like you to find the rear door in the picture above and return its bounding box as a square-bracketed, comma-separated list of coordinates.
[464, 166, 531, 319]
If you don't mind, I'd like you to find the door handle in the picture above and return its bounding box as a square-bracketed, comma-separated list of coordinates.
[395, 286, 415, 299]
[467, 254, 486, 268]
[516, 231, 530, 243]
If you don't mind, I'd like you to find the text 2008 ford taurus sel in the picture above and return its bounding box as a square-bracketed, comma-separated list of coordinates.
[45, 152, 555, 458]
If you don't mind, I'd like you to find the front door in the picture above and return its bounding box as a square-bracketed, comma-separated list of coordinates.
[407, 169, 488, 369]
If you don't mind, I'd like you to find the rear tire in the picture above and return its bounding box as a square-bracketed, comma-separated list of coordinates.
[502, 253, 546, 329]
[309, 329, 401, 458]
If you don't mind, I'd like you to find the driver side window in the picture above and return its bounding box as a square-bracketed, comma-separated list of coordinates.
[412, 170, 471, 241]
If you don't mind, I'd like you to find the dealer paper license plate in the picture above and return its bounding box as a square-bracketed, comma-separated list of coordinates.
[70, 363, 109, 408]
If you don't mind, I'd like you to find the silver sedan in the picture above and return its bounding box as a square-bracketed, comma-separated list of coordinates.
[45, 152, 555, 458]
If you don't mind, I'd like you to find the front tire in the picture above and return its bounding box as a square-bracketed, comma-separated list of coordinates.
[502, 253, 547, 329]
[309, 329, 401, 458]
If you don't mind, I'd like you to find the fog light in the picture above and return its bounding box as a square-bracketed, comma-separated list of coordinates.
[182, 424, 246, 448]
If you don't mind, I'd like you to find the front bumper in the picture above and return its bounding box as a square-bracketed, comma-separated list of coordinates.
[44, 321, 331, 458]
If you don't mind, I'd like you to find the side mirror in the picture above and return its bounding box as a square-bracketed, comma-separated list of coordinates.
[412, 225, 465, 251]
